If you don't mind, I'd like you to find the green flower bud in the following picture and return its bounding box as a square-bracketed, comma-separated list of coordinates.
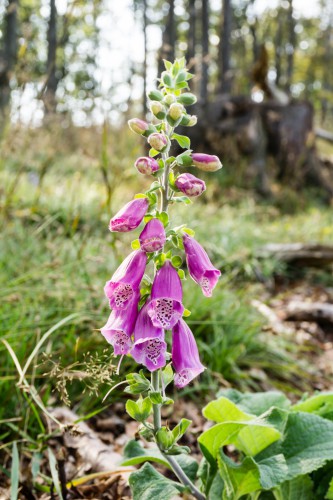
[168, 103, 184, 121]
[150, 101, 166, 120]
[177, 93, 197, 106]
[156, 427, 175, 451]
[164, 94, 177, 106]
[148, 89, 164, 101]
[187, 115, 197, 126]
[161, 71, 173, 88]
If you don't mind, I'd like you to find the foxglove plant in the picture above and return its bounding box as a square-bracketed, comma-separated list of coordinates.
[100, 58, 222, 500]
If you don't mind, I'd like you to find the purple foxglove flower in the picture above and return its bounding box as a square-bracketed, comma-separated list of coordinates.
[128, 118, 149, 135]
[101, 292, 139, 355]
[183, 233, 221, 297]
[135, 156, 159, 175]
[109, 198, 149, 232]
[172, 319, 205, 388]
[148, 261, 184, 329]
[104, 250, 147, 310]
[148, 132, 168, 151]
[131, 302, 167, 371]
[175, 173, 206, 197]
[192, 153, 222, 172]
[139, 219, 166, 253]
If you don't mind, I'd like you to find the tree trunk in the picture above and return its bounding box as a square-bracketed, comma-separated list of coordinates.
[200, 0, 209, 105]
[286, 0, 295, 91]
[275, 13, 283, 86]
[158, 0, 175, 75]
[44, 0, 58, 114]
[0, 0, 18, 115]
[187, 0, 196, 70]
[219, 0, 231, 93]
[142, 0, 148, 117]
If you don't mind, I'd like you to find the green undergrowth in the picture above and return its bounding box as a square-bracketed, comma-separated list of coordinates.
[1, 128, 333, 440]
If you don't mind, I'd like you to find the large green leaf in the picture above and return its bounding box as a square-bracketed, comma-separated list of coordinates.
[129, 462, 183, 500]
[258, 412, 333, 480]
[217, 389, 291, 416]
[218, 452, 261, 500]
[279, 475, 314, 500]
[292, 393, 333, 418]
[326, 477, 333, 499]
[199, 417, 281, 463]
[203, 397, 254, 423]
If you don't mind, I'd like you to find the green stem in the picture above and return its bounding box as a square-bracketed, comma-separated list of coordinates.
[150, 123, 206, 500]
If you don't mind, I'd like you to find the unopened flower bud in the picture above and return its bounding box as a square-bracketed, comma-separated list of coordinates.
[192, 153, 222, 172]
[149, 101, 166, 120]
[187, 115, 197, 126]
[168, 103, 184, 121]
[175, 173, 206, 197]
[128, 118, 149, 135]
[148, 89, 163, 101]
[156, 428, 175, 451]
[164, 94, 177, 106]
[135, 157, 159, 175]
[177, 93, 197, 106]
[148, 133, 168, 152]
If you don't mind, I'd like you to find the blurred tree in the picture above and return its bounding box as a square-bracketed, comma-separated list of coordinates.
[158, 0, 175, 74]
[43, 0, 58, 114]
[0, 0, 18, 115]
[218, 0, 232, 93]
[200, 0, 209, 105]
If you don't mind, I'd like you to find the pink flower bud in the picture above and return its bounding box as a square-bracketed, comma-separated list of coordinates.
[135, 157, 159, 175]
[128, 118, 149, 135]
[192, 153, 222, 172]
[168, 103, 184, 121]
[175, 173, 206, 197]
[109, 198, 149, 232]
[148, 132, 168, 151]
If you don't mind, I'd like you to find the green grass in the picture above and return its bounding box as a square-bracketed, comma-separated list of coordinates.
[1, 125, 332, 442]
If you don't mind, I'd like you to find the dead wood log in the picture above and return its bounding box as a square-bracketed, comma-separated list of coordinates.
[285, 301, 333, 324]
[258, 243, 333, 267]
[316, 128, 333, 144]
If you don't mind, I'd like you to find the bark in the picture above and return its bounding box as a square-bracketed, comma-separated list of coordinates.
[275, 13, 283, 86]
[158, 0, 175, 75]
[219, 0, 232, 93]
[142, 0, 148, 117]
[258, 243, 333, 267]
[286, 0, 296, 91]
[0, 0, 18, 114]
[285, 302, 333, 324]
[44, 0, 58, 114]
[186, 0, 196, 71]
[200, 0, 209, 105]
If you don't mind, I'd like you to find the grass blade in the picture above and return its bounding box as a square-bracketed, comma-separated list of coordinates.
[10, 441, 19, 500]
[48, 448, 64, 500]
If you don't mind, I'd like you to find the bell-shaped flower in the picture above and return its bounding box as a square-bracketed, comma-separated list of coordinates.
[139, 219, 166, 253]
[101, 292, 139, 355]
[175, 173, 206, 197]
[192, 153, 222, 172]
[183, 233, 221, 297]
[131, 302, 167, 371]
[109, 198, 149, 232]
[172, 319, 205, 388]
[104, 250, 147, 310]
[148, 261, 184, 329]
[135, 156, 159, 175]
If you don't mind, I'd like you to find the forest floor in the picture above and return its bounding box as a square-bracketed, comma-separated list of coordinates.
[0, 126, 332, 498]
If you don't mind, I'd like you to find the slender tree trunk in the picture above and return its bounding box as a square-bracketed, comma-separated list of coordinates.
[0, 0, 18, 115]
[286, 0, 295, 91]
[44, 0, 58, 114]
[143, 0, 148, 117]
[219, 0, 232, 93]
[187, 0, 196, 69]
[200, 0, 209, 105]
[158, 0, 175, 74]
[275, 13, 283, 86]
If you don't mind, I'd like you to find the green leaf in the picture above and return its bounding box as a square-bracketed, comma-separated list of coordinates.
[126, 397, 152, 422]
[291, 392, 333, 417]
[48, 448, 64, 500]
[172, 133, 191, 149]
[163, 60, 173, 71]
[122, 440, 170, 468]
[173, 196, 192, 204]
[183, 308, 191, 317]
[176, 153, 193, 167]
[156, 211, 169, 227]
[326, 477, 333, 499]
[175, 70, 187, 84]
[172, 418, 192, 442]
[10, 442, 19, 500]
[171, 255, 182, 268]
[217, 389, 291, 416]
[134, 193, 147, 199]
[218, 451, 261, 500]
[129, 462, 183, 500]
[178, 269, 186, 280]
[182, 227, 195, 237]
[162, 364, 174, 388]
[149, 148, 160, 157]
[279, 475, 314, 500]
[203, 396, 254, 423]
[149, 391, 163, 405]
[258, 412, 333, 480]
[131, 239, 141, 250]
